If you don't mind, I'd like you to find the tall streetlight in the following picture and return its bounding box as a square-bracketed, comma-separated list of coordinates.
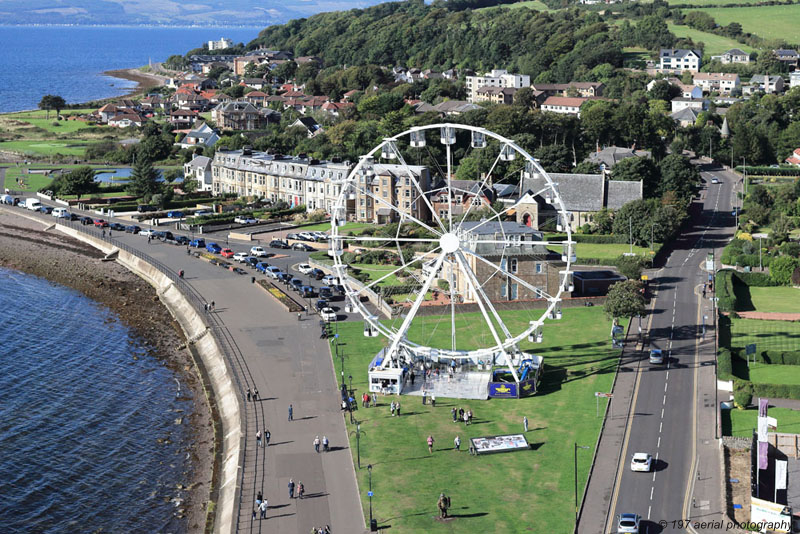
[367, 464, 377, 532]
[350, 422, 365, 469]
[742, 156, 747, 196]
[574, 443, 590, 524]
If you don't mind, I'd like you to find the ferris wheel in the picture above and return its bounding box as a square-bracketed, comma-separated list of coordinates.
[329, 124, 574, 394]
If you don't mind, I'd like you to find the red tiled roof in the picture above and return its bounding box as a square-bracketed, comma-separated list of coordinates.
[246, 91, 269, 97]
[542, 96, 588, 108]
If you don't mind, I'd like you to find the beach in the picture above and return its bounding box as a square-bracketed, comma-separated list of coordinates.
[0, 212, 216, 532]
[103, 67, 172, 99]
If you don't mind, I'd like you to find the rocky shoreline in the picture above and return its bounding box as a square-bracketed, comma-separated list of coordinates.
[0, 212, 215, 532]
[103, 67, 170, 99]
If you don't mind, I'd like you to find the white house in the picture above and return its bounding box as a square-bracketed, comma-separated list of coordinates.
[540, 96, 587, 117]
[465, 69, 530, 103]
[671, 97, 709, 113]
[711, 48, 750, 65]
[659, 49, 702, 73]
[692, 73, 740, 95]
[177, 122, 220, 149]
[790, 72, 800, 89]
[208, 38, 233, 51]
[184, 155, 214, 192]
[647, 77, 703, 99]
[747, 75, 785, 95]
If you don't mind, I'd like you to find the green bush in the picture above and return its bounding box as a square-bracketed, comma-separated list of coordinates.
[716, 270, 736, 312]
[733, 385, 753, 409]
[737, 271, 777, 287]
[735, 166, 800, 177]
[545, 233, 630, 244]
[750, 383, 800, 401]
[378, 283, 421, 296]
[754, 351, 800, 365]
[718, 348, 734, 381]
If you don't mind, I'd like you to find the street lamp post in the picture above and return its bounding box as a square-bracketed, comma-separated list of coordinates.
[574, 443, 590, 525]
[367, 464, 376, 532]
[742, 156, 747, 196]
[350, 422, 365, 469]
[349, 374, 353, 396]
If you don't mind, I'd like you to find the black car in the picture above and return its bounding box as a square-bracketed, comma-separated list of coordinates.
[315, 299, 329, 311]
[38, 206, 53, 214]
[110, 222, 126, 231]
[269, 239, 290, 249]
[137, 204, 157, 213]
[332, 284, 346, 296]
[300, 285, 315, 298]
[286, 233, 301, 240]
[291, 242, 315, 251]
[290, 278, 304, 291]
[67, 213, 80, 221]
[159, 231, 174, 242]
[174, 235, 189, 245]
[319, 286, 333, 299]
[80, 216, 94, 225]
[244, 257, 259, 268]
[152, 231, 166, 240]
[277, 272, 292, 282]
[125, 225, 141, 234]
[310, 268, 325, 280]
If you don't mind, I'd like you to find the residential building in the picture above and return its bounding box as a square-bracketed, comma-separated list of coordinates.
[530, 82, 604, 98]
[177, 122, 220, 149]
[184, 155, 214, 192]
[108, 113, 146, 128]
[791, 71, 800, 89]
[747, 75, 785, 94]
[442, 221, 563, 303]
[474, 86, 517, 105]
[429, 179, 494, 221]
[786, 148, 800, 167]
[670, 107, 701, 127]
[773, 49, 799, 69]
[290, 117, 323, 138]
[96, 103, 138, 124]
[711, 48, 751, 65]
[671, 97, 709, 113]
[659, 49, 702, 73]
[351, 163, 431, 224]
[208, 37, 233, 51]
[168, 109, 199, 129]
[540, 96, 587, 117]
[511, 172, 643, 231]
[646, 77, 702, 99]
[321, 101, 354, 117]
[465, 69, 530, 103]
[212, 101, 280, 130]
[244, 91, 269, 108]
[587, 146, 651, 171]
[692, 73, 740, 95]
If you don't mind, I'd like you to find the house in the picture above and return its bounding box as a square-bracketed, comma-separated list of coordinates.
[773, 49, 799, 68]
[244, 91, 269, 108]
[670, 107, 702, 127]
[241, 78, 268, 90]
[290, 116, 323, 138]
[177, 122, 220, 149]
[786, 148, 800, 167]
[96, 103, 136, 123]
[511, 172, 643, 231]
[321, 101, 354, 117]
[474, 86, 517, 105]
[711, 48, 751, 65]
[442, 221, 563, 303]
[587, 146, 651, 171]
[296, 56, 322, 66]
[646, 77, 703, 99]
[107, 113, 146, 128]
[671, 97, 709, 113]
[212, 101, 280, 130]
[173, 92, 209, 112]
[429, 179, 495, 221]
[791, 72, 800, 89]
[747, 75, 785, 95]
[184, 155, 214, 192]
[540, 96, 587, 117]
[201, 61, 232, 76]
[351, 163, 431, 224]
[169, 109, 199, 129]
[140, 95, 164, 111]
[530, 82, 604, 98]
[465, 69, 530, 103]
[208, 37, 233, 51]
[659, 49, 702, 73]
[692, 73, 740, 95]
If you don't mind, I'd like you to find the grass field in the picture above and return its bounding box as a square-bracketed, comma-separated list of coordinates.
[666, 23, 753, 55]
[350, 262, 411, 286]
[548, 242, 655, 262]
[0, 140, 97, 157]
[729, 318, 800, 353]
[333, 306, 624, 533]
[669, 0, 769, 5]
[749, 286, 800, 313]
[477, 0, 551, 11]
[747, 363, 800, 385]
[722, 406, 800, 437]
[687, 6, 800, 42]
[2, 166, 56, 191]
[5, 117, 98, 134]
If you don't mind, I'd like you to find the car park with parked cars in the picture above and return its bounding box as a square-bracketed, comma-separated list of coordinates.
[290, 278, 304, 291]
[110, 222, 126, 231]
[291, 242, 315, 251]
[319, 286, 333, 299]
[286, 233, 301, 240]
[206, 242, 222, 254]
[315, 299, 329, 311]
[221, 248, 234, 258]
[269, 239, 290, 249]
[310, 268, 325, 280]
[300, 285, 315, 298]
[93, 218, 109, 227]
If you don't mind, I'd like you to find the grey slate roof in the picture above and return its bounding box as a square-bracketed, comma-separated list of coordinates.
[521, 173, 605, 212]
[587, 146, 651, 169]
[660, 48, 702, 59]
[670, 107, 701, 123]
[606, 180, 643, 210]
[461, 221, 551, 257]
[186, 155, 211, 169]
[723, 48, 748, 56]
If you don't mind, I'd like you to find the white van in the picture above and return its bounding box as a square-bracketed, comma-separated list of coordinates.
[23, 198, 42, 211]
[52, 207, 68, 218]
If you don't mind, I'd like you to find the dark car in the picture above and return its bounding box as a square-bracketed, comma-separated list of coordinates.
[189, 238, 206, 248]
[160, 231, 175, 242]
[290, 278, 304, 291]
[80, 216, 94, 225]
[67, 213, 80, 221]
[286, 233, 301, 240]
[291, 242, 315, 252]
[277, 272, 292, 282]
[332, 284, 346, 296]
[206, 242, 222, 254]
[310, 268, 325, 280]
[110, 222, 126, 231]
[93, 218, 109, 227]
[319, 286, 333, 299]
[125, 225, 141, 234]
[152, 231, 166, 240]
[269, 239, 290, 249]
[38, 206, 53, 214]
[167, 210, 184, 218]
[315, 299, 329, 311]
[244, 257, 259, 268]
[300, 285, 315, 298]
[256, 262, 271, 273]
[174, 235, 189, 245]
[137, 204, 157, 213]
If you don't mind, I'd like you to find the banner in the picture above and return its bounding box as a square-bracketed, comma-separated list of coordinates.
[758, 417, 769, 442]
[470, 434, 529, 455]
[759, 398, 769, 418]
[488, 382, 518, 398]
[776, 460, 788, 490]
[751, 497, 791, 533]
[759, 441, 769, 470]
[767, 416, 777, 429]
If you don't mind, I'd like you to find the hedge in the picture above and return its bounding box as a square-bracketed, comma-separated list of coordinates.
[718, 348, 734, 381]
[750, 383, 800, 401]
[378, 283, 421, 296]
[545, 233, 631, 244]
[737, 271, 777, 287]
[716, 269, 736, 312]
[752, 351, 800, 365]
[734, 166, 800, 177]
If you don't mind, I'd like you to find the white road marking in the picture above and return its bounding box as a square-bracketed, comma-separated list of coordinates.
[657, 436, 661, 448]
[648, 505, 652, 520]
[661, 408, 664, 418]
[650, 487, 654, 500]
[659, 421, 663, 433]
[653, 472, 657, 482]
[666, 371, 669, 380]
[664, 382, 668, 392]
[663, 395, 666, 405]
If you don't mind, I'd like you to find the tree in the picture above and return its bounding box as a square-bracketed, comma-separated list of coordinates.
[534, 144, 573, 173]
[593, 208, 614, 234]
[616, 255, 645, 280]
[605, 280, 646, 320]
[126, 157, 161, 199]
[611, 157, 660, 198]
[770, 256, 800, 285]
[59, 166, 97, 200]
[39, 94, 64, 119]
[658, 154, 699, 199]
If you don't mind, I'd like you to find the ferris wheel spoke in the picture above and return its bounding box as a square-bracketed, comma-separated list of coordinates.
[462, 238, 567, 247]
[455, 147, 505, 231]
[336, 235, 440, 244]
[454, 251, 513, 340]
[357, 246, 442, 294]
[356, 182, 442, 237]
[388, 142, 447, 233]
[463, 248, 557, 301]
[459, 199, 523, 236]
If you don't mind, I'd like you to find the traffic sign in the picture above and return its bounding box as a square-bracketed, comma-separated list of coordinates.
[595, 392, 613, 398]
[746, 344, 756, 355]
[368, 491, 374, 497]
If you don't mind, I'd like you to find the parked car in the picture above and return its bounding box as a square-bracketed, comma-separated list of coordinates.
[221, 248, 234, 258]
[322, 274, 339, 285]
[292, 242, 315, 251]
[256, 262, 271, 273]
[174, 236, 189, 245]
[93, 219, 109, 227]
[319, 286, 333, 299]
[162, 231, 176, 242]
[298, 232, 316, 241]
[167, 210, 184, 218]
[277, 272, 292, 283]
[245, 257, 260, 268]
[617, 513, 640, 533]
[332, 284, 346, 296]
[206, 242, 222, 254]
[140, 228, 156, 237]
[233, 252, 248, 262]
[310, 268, 325, 280]
[312, 231, 328, 240]
[189, 238, 206, 248]
[66, 213, 80, 221]
[194, 209, 212, 217]
[137, 204, 157, 213]
[38, 205, 54, 214]
[266, 266, 281, 278]
[152, 231, 167, 240]
[320, 307, 337, 322]
[269, 239, 290, 249]
[125, 225, 141, 234]
[286, 233, 301, 240]
[315, 299, 329, 311]
[51, 207, 68, 218]
[300, 285, 315, 298]
[630, 453, 652, 472]
[298, 263, 313, 274]
[250, 246, 268, 257]
[110, 222, 126, 231]
[80, 216, 94, 225]
[290, 278, 304, 291]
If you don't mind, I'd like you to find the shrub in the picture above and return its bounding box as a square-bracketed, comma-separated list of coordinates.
[733, 382, 753, 409]
[750, 383, 800, 401]
[718, 348, 734, 381]
[737, 271, 777, 287]
[771, 256, 800, 285]
[716, 270, 736, 312]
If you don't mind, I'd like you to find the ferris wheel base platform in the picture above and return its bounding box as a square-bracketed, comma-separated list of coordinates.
[401, 371, 491, 400]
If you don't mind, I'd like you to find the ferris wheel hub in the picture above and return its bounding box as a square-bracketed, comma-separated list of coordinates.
[439, 232, 460, 254]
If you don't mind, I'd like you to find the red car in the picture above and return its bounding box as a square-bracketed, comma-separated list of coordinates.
[220, 248, 234, 258]
[93, 219, 109, 227]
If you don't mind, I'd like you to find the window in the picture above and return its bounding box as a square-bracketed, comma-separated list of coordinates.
[535, 263, 543, 274]
[500, 258, 507, 271]
[510, 258, 518, 274]
[501, 282, 507, 298]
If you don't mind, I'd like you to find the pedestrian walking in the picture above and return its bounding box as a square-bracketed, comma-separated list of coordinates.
[298, 482, 305, 499]
[463, 411, 469, 425]
[247, 388, 251, 402]
[204, 303, 209, 312]
[288, 479, 295, 499]
[259, 499, 268, 519]
[314, 435, 320, 453]
[422, 390, 427, 405]
[288, 404, 293, 421]
[396, 401, 401, 416]
[322, 435, 329, 452]
[147, 235, 151, 244]
[390, 401, 396, 416]
[468, 409, 473, 424]
[210, 300, 215, 311]
[523, 416, 529, 432]
[264, 429, 270, 446]
[454, 435, 461, 451]
[257, 491, 263, 503]
[256, 430, 262, 447]
[431, 394, 436, 407]
[451, 407, 457, 423]
[458, 407, 464, 421]
[371, 392, 377, 407]
[427, 435, 435, 454]
[178, 269, 184, 278]
[253, 388, 259, 401]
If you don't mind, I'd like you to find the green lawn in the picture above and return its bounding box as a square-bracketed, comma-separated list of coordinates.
[548, 242, 655, 262]
[687, 6, 800, 42]
[0, 140, 97, 157]
[749, 286, 800, 314]
[333, 306, 625, 533]
[669, 0, 768, 5]
[350, 262, 411, 286]
[667, 23, 753, 55]
[722, 406, 800, 437]
[8, 117, 98, 134]
[747, 363, 800, 385]
[2, 166, 56, 191]
[729, 318, 800, 353]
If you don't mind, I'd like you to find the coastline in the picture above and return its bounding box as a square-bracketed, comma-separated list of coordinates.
[0, 213, 214, 532]
[102, 67, 171, 99]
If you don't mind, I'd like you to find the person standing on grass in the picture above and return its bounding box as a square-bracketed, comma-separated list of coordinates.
[523, 416, 529, 432]
[454, 435, 461, 452]
[372, 392, 377, 407]
[431, 394, 436, 407]
[390, 401, 396, 416]
[463, 411, 469, 425]
[396, 401, 401, 416]
[451, 407, 457, 423]
[468, 409, 473, 424]
[427, 435, 435, 454]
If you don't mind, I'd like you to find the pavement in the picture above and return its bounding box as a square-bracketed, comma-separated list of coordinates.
[577, 165, 739, 534]
[10, 203, 369, 534]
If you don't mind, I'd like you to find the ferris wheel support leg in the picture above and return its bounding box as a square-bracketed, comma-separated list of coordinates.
[453, 252, 520, 384]
[381, 251, 447, 370]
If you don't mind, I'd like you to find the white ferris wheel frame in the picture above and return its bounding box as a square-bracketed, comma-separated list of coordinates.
[330, 123, 574, 381]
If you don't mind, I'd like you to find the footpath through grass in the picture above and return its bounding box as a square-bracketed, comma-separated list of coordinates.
[748, 287, 800, 314]
[730, 318, 800, 353]
[723, 406, 800, 437]
[332, 306, 624, 533]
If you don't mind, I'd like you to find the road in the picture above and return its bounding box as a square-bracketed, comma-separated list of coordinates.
[606, 166, 738, 533]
